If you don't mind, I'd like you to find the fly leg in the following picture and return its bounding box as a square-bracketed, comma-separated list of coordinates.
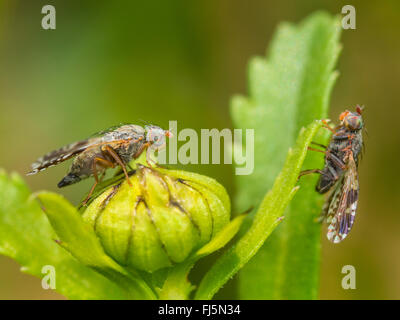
[130, 141, 153, 167]
[298, 169, 324, 180]
[306, 143, 346, 170]
[146, 145, 158, 167]
[298, 143, 326, 180]
[134, 141, 155, 167]
[307, 146, 326, 154]
[105, 145, 133, 187]
[322, 119, 336, 133]
[310, 142, 327, 149]
[327, 151, 346, 170]
[299, 143, 345, 180]
[82, 157, 115, 206]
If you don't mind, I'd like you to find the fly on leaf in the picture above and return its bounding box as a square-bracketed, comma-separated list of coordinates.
[27, 124, 173, 205]
[299, 105, 364, 243]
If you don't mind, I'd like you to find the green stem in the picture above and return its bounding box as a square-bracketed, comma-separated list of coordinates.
[157, 261, 195, 300]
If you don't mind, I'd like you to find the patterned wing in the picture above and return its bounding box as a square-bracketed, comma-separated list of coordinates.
[27, 137, 103, 175]
[89, 123, 128, 138]
[27, 124, 142, 175]
[325, 153, 359, 243]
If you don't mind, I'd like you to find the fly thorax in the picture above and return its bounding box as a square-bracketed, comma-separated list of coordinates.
[126, 138, 146, 160]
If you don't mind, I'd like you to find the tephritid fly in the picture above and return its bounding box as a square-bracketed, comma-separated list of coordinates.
[299, 105, 365, 243]
[28, 124, 173, 204]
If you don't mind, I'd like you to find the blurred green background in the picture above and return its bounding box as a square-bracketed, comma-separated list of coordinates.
[0, 0, 399, 299]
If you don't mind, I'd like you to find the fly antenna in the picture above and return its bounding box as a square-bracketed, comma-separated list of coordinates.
[356, 104, 364, 115]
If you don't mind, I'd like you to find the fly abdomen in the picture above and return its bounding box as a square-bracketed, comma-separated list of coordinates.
[316, 171, 336, 193]
[58, 173, 81, 188]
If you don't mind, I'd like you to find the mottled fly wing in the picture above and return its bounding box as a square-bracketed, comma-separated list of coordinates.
[325, 153, 359, 243]
[27, 137, 103, 175]
[88, 124, 127, 138]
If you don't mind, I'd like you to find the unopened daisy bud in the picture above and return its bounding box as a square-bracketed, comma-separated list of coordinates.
[82, 165, 230, 273]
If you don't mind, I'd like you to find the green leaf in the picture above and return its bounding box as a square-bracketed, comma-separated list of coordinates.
[193, 214, 246, 259]
[194, 121, 322, 299]
[230, 11, 341, 299]
[0, 169, 129, 299]
[36, 191, 157, 299]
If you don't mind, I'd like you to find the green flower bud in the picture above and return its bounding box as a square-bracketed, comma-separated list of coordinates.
[82, 165, 230, 273]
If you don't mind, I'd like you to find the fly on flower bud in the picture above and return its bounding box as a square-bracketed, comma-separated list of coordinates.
[81, 164, 230, 272]
[27, 123, 173, 205]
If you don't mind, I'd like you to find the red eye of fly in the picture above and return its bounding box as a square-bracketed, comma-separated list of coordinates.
[356, 105, 363, 115]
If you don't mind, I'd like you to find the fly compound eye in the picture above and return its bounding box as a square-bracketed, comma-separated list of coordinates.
[147, 127, 166, 149]
[354, 116, 363, 129]
[344, 114, 363, 130]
